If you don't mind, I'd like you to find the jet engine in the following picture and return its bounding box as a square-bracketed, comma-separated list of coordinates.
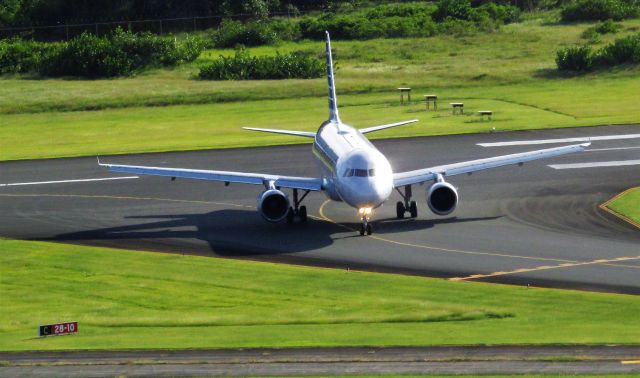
[257, 189, 290, 222]
[426, 181, 458, 216]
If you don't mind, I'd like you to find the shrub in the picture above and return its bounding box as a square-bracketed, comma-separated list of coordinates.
[198, 48, 324, 80]
[477, 2, 522, 24]
[0, 38, 59, 74]
[556, 45, 594, 71]
[594, 33, 640, 66]
[561, 0, 638, 22]
[595, 18, 622, 33]
[582, 19, 621, 41]
[39, 28, 203, 78]
[299, 5, 438, 40]
[556, 32, 640, 71]
[433, 0, 474, 22]
[212, 20, 279, 48]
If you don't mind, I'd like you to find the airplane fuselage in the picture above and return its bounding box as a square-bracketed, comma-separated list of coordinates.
[312, 121, 393, 210]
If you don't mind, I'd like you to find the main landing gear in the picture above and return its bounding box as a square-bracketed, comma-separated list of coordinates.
[286, 188, 310, 224]
[395, 184, 417, 219]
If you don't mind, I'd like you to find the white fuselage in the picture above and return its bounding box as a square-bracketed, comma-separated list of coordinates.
[312, 121, 393, 209]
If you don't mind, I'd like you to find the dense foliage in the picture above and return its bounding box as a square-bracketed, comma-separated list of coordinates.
[556, 33, 640, 71]
[560, 0, 639, 22]
[299, 3, 439, 40]
[198, 48, 323, 80]
[212, 19, 280, 48]
[0, 0, 359, 27]
[0, 28, 204, 77]
[0, 38, 55, 73]
[207, 1, 522, 43]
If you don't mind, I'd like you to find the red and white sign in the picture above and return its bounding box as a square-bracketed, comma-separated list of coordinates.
[39, 322, 78, 337]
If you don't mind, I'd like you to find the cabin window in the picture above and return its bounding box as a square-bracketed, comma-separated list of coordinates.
[368, 169, 375, 177]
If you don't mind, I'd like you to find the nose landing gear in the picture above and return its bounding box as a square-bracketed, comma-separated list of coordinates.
[359, 217, 372, 236]
[358, 207, 373, 236]
[395, 184, 417, 219]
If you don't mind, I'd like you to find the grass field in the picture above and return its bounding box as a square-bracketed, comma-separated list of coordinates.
[1, 238, 639, 351]
[607, 187, 640, 226]
[1, 15, 640, 160]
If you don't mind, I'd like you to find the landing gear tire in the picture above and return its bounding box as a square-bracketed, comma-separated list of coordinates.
[299, 206, 307, 223]
[409, 201, 418, 218]
[286, 207, 295, 224]
[366, 223, 372, 235]
[396, 201, 405, 219]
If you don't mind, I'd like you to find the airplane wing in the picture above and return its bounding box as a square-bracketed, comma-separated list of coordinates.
[242, 127, 316, 138]
[393, 142, 590, 187]
[359, 119, 418, 134]
[99, 161, 323, 191]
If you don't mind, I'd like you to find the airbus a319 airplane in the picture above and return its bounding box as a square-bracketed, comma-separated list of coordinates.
[100, 31, 589, 236]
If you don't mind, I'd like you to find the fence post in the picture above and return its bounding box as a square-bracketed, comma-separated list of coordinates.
[65, 24, 69, 40]
[95, 23, 98, 36]
[193, 17, 196, 32]
[159, 19, 163, 35]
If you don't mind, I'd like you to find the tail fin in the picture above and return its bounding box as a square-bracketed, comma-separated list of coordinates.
[325, 31, 341, 124]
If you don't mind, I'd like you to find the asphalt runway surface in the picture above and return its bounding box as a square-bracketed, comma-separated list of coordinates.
[1, 125, 639, 293]
[2, 345, 640, 377]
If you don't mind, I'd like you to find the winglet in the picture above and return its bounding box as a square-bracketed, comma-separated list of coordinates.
[325, 31, 340, 124]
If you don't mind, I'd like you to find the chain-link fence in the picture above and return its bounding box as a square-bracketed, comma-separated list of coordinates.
[0, 12, 299, 41]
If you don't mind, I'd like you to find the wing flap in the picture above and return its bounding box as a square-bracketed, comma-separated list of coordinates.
[393, 142, 590, 187]
[101, 163, 323, 191]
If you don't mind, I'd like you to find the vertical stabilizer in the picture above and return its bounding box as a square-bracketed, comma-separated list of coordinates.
[325, 31, 341, 124]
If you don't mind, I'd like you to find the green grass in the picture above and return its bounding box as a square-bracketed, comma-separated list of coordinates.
[1, 239, 639, 351]
[2, 76, 640, 160]
[1, 14, 640, 160]
[607, 187, 640, 225]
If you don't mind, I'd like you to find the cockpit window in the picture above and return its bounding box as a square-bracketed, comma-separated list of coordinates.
[344, 168, 375, 177]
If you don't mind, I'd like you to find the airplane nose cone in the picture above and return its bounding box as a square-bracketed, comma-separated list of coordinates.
[337, 150, 393, 209]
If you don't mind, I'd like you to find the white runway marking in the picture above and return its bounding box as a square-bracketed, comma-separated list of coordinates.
[478, 134, 640, 147]
[548, 160, 640, 170]
[0, 176, 139, 187]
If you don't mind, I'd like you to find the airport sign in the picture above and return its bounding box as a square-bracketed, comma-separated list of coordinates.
[39, 321, 78, 337]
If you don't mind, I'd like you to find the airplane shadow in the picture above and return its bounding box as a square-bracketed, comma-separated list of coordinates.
[51, 209, 338, 256]
[336, 215, 503, 236]
[50, 208, 503, 256]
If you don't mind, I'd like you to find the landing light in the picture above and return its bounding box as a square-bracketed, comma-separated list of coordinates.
[358, 207, 372, 215]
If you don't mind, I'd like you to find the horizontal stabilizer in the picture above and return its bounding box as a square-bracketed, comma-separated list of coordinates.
[359, 119, 418, 134]
[243, 127, 316, 138]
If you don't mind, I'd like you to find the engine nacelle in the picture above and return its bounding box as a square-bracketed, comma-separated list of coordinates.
[257, 189, 290, 222]
[426, 181, 458, 216]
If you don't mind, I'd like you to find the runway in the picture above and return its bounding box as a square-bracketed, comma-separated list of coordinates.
[2, 346, 640, 377]
[1, 125, 639, 293]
